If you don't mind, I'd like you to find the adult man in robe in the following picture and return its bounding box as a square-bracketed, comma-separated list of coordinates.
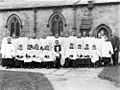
[101, 36, 113, 66]
[2, 37, 15, 68]
[110, 33, 120, 66]
[1, 31, 11, 66]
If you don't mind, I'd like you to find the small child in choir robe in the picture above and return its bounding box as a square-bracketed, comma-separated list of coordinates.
[2, 38, 15, 68]
[53, 40, 62, 68]
[42, 45, 55, 68]
[76, 44, 84, 58]
[31, 44, 42, 68]
[24, 44, 33, 68]
[82, 44, 91, 67]
[15, 45, 26, 68]
[91, 45, 101, 68]
[76, 44, 84, 67]
[64, 43, 77, 68]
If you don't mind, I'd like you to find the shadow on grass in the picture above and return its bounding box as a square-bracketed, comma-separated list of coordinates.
[0, 70, 54, 90]
[98, 66, 120, 87]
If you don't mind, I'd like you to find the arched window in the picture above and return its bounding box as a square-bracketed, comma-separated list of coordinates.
[51, 14, 63, 36]
[6, 14, 22, 37]
[93, 24, 112, 38]
[48, 12, 66, 36]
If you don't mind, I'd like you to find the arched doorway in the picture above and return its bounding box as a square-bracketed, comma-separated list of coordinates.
[6, 14, 22, 37]
[93, 24, 112, 38]
[48, 12, 66, 36]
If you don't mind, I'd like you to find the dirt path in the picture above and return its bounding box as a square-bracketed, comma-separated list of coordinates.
[0, 66, 119, 90]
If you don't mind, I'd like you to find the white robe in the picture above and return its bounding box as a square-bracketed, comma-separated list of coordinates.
[76, 49, 85, 59]
[65, 48, 77, 60]
[91, 50, 101, 63]
[28, 38, 39, 46]
[76, 38, 84, 49]
[1, 36, 11, 58]
[101, 41, 113, 58]
[82, 50, 91, 59]
[12, 38, 18, 52]
[95, 38, 105, 54]
[17, 37, 28, 50]
[40, 38, 50, 49]
[68, 36, 77, 45]
[31, 50, 43, 62]
[15, 50, 26, 61]
[3, 43, 15, 58]
[83, 37, 96, 50]
[24, 50, 33, 62]
[42, 50, 55, 62]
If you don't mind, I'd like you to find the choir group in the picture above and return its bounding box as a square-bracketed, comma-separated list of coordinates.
[0, 31, 114, 69]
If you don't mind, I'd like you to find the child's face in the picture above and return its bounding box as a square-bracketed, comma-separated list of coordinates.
[70, 44, 74, 48]
[78, 45, 82, 49]
[45, 46, 49, 50]
[55, 34, 59, 38]
[7, 38, 12, 43]
[27, 45, 32, 50]
[85, 45, 89, 49]
[92, 45, 96, 50]
[55, 40, 59, 45]
[34, 44, 39, 50]
[19, 45, 23, 50]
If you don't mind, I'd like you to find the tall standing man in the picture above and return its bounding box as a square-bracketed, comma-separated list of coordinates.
[110, 33, 120, 66]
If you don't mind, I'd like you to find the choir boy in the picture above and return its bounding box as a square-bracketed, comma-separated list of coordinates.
[42, 45, 55, 68]
[64, 43, 77, 68]
[24, 44, 33, 68]
[82, 44, 91, 67]
[91, 45, 101, 68]
[76, 44, 84, 67]
[15, 45, 25, 68]
[31, 44, 42, 68]
[40, 34, 49, 50]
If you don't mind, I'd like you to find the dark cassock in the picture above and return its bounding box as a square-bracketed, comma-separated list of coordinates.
[53, 40, 62, 68]
[110, 35, 120, 66]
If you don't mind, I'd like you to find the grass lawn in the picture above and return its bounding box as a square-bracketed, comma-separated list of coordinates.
[0, 70, 54, 90]
[98, 66, 120, 87]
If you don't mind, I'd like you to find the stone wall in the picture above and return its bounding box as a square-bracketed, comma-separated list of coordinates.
[0, 10, 34, 45]
[0, 3, 120, 46]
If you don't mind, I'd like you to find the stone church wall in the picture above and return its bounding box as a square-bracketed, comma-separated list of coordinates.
[0, 3, 120, 46]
